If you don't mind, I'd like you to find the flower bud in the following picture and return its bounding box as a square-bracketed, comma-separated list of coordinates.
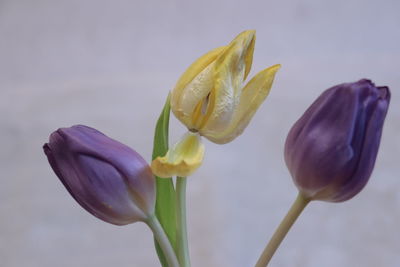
[284, 79, 390, 202]
[43, 125, 155, 225]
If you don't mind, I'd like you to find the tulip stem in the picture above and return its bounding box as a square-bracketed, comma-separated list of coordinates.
[147, 214, 180, 267]
[176, 177, 191, 267]
[255, 193, 310, 267]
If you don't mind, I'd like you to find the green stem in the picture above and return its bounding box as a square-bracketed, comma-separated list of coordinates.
[255, 193, 310, 267]
[176, 177, 191, 267]
[147, 215, 180, 267]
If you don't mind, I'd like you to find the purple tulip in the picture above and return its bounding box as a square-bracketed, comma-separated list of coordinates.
[43, 125, 155, 225]
[285, 79, 390, 202]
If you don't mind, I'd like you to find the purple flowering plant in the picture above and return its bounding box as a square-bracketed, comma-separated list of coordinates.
[43, 31, 390, 267]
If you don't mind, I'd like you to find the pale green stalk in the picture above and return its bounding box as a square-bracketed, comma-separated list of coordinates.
[255, 193, 310, 267]
[176, 177, 191, 267]
[147, 215, 180, 267]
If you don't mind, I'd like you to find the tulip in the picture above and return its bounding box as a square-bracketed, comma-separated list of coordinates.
[44, 125, 180, 267]
[43, 125, 156, 225]
[152, 30, 280, 178]
[255, 79, 390, 267]
[285, 79, 390, 202]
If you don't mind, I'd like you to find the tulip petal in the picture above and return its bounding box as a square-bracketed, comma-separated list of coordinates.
[203, 64, 280, 144]
[330, 85, 390, 202]
[200, 30, 256, 136]
[171, 46, 226, 129]
[151, 132, 205, 178]
[76, 154, 148, 223]
[240, 31, 256, 80]
[286, 87, 360, 198]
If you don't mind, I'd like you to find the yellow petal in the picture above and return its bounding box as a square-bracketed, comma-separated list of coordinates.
[234, 30, 256, 80]
[205, 64, 281, 144]
[199, 30, 256, 136]
[151, 132, 205, 178]
[171, 47, 226, 129]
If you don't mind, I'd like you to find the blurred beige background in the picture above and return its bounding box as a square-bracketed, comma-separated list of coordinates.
[1, 0, 399, 266]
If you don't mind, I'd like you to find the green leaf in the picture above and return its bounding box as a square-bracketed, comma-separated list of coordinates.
[152, 94, 177, 267]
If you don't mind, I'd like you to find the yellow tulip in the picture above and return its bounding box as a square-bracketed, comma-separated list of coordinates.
[151, 30, 280, 178]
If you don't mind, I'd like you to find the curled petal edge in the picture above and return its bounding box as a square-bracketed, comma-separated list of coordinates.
[151, 132, 205, 178]
[199, 30, 256, 134]
[171, 46, 226, 129]
[203, 64, 281, 144]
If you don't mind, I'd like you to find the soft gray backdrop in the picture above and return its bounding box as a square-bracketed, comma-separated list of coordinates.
[1, 0, 399, 266]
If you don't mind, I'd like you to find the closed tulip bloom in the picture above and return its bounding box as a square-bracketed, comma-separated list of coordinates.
[152, 30, 280, 178]
[285, 79, 390, 202]
[43, 125, 155, 225]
